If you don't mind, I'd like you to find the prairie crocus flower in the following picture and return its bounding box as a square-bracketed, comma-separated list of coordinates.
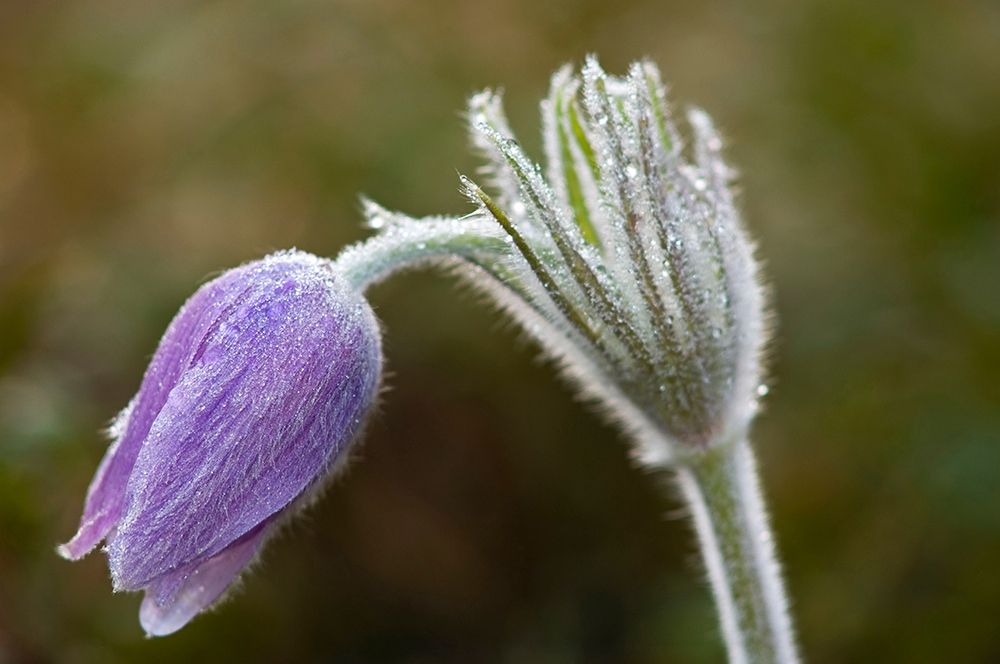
[59, 250, 382, 636]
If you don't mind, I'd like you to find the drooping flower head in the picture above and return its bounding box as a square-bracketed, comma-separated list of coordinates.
[60, 250, 382, 636]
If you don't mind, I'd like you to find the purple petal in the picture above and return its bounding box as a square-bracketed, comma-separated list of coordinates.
[59, 266, 257, 559]
[139, 523, 270, 637]
[108, 256, 381, 590]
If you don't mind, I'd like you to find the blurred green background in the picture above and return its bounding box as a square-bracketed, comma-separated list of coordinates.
[1, 0, 998, 662]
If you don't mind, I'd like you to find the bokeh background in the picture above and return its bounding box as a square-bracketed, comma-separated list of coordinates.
[2, 0, 998, 662]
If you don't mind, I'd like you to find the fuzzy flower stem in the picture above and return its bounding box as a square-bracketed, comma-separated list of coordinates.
[333, 216, 511, 292]
[675, 437, 800, 664]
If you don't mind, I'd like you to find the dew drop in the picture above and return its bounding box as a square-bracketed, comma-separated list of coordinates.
[756, 384, 769, 397]
[624, 165, 638, 179]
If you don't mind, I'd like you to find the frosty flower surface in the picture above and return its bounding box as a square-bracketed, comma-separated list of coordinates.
[59, 250, 382, 636]
[354, 57, 766, 465]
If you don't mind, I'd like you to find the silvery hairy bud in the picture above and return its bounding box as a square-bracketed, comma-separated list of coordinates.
[360, 57, 767, 464]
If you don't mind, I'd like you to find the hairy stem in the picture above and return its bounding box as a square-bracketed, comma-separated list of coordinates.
[674, 437, 800, 664]
[332, 217, 511, 292]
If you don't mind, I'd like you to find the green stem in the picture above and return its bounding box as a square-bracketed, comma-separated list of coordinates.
[674, 437, 800, 664]
[332, 217, 511, 292]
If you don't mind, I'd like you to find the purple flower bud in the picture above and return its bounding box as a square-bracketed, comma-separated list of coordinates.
[59, 250, 382, 636]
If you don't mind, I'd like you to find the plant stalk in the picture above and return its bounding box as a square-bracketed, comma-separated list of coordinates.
[674, 436, 800, 664]
[333, 217, 510, 292]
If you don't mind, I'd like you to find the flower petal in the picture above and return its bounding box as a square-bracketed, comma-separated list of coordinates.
[59, 270, 256, 560]
[139, 523, 270, 637]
